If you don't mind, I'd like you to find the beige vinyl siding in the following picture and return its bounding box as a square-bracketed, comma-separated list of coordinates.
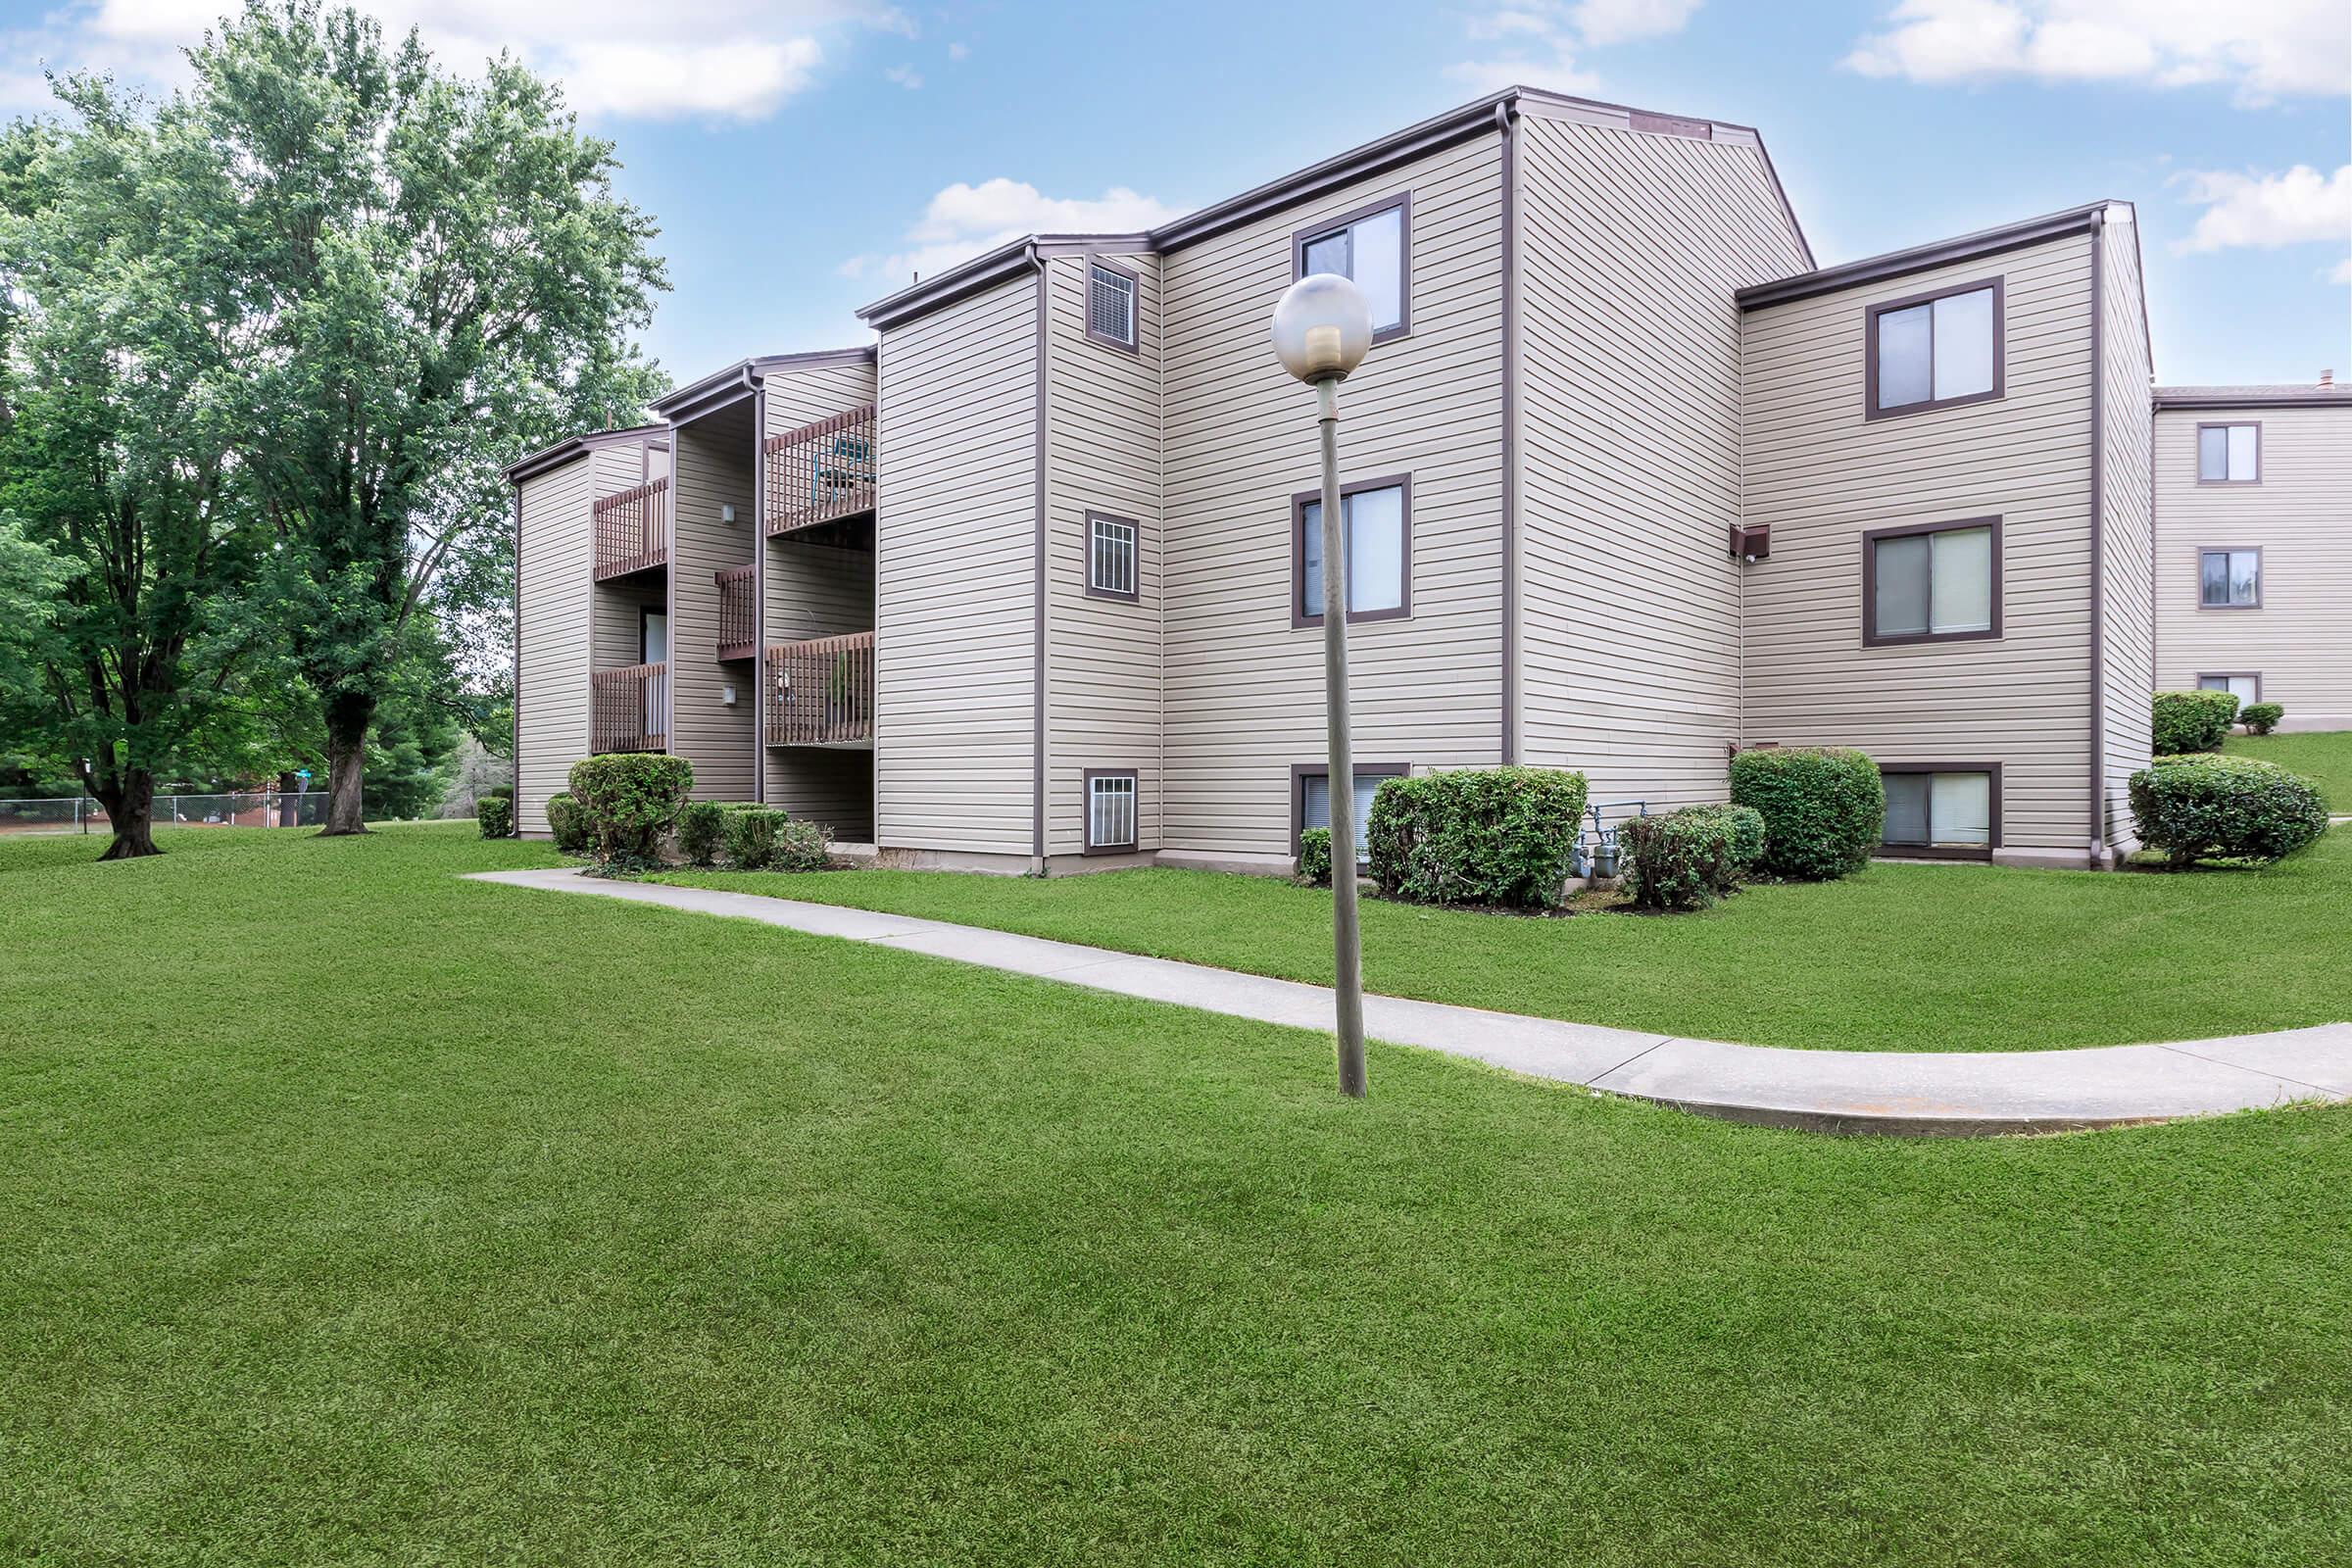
[669, 401, 758, 802]
[1045, 251, 1163, 857]
[874, 273, 1040, 855]
[2095, 215, 2154, 842]
[1516, 116, 1811, 810]
[762, 358, 877, 436]
[1740, 231, 2097, 856]
[1159, 133, 1505, 858]
[514, 455, 591, 835]
[2153, 404, 2352, 730]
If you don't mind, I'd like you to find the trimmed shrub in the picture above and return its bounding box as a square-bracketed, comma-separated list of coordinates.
[722, 807, 790, 870]
[545, 792, 592, 854]
[1620, 807, 1742, 911]
[566, 754, 695, 867]
[1364, 766, 1589, 909]
[474, 795, 514, 839]
[775, 818, 832, 872]
[1679, 802, 1766, 878]
[2129, 754, 2328, 868]
[2239, 702, 2283, 737]
[675, 801, 742, 867]
[1296, 826, 1333, 887]
[1728, 747, 1885, 881]
[2151, 689, 2238, 755]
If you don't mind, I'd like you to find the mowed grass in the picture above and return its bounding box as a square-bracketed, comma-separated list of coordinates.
[3, 825, 2350, 1563]
[665, 822, 2352, 1054]
[2226, 727, 2352, 808]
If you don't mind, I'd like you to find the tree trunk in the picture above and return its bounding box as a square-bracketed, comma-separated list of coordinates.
[320, 692, 373, 836]
[95, 770, 159, 861]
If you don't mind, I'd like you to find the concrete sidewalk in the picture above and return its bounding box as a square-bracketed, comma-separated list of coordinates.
[466, 867, 2351, 1137]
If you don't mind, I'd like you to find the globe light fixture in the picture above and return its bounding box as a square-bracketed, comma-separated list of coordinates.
[1269, 270, 1378, 1099]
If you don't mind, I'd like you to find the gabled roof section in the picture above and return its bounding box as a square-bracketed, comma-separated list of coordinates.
[503, 423, 665, 486]
[2153, 383, 2352, 410]
[1737, 201, 2117, 311]
[856, 85, 1812, 333]
[649, 346, 877, 423]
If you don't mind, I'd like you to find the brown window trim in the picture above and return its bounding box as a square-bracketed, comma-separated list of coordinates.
[1292, 192, 1411, 345]
[2196, 672, 2263, 703]
[2195, 420, 2262, 486]
[1081, 767, 1140, 855]
[1290, 760, 1408, 856]
[2196, 545, 2263, 611]
[1860, 514, 2003, 648]
[1876, 761, 2002, 862]
[1863, 275, 2005, 421]
[1292, 472, 1413, 629]
[1082, 509, 1142, 603]
[1082, 253, 1141, 355]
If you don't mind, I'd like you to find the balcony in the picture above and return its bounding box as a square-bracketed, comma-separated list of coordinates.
[764, 631, 873, 748]
[714, 564, 757, 661]
[764, 403, 875, 539]
[593, 476, 669, 580]
[590, 662, 667, 754]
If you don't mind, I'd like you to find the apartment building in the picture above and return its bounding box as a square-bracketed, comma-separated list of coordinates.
[2149, 381, 2352, 732]
[509, 83, 2308, 873]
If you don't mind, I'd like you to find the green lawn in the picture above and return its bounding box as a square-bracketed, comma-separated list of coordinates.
[664, 822, 2352, 1054]
[5, 824, 2350, 1564]
[2226, 727, 2352, 808]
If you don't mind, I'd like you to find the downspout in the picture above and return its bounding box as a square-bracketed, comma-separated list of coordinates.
[1495, 98, 1522, 766]
[753, 383, 767, 805]
[2085, 207, 2109, 867]
[511, 485, 521, 827]
[1029, 241, 1049, 872]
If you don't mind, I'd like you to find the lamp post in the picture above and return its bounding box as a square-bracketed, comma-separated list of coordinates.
[1270, 272, 1375, 1099]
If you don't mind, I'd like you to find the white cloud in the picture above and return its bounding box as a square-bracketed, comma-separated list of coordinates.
[2172, 165, 2352, 254]
[840, 178, 1185, 287]
[2329, 256, 2351, 285]
[1448, 0, 1699, 96]
[4, 0, 907, 121]
[884, 64, 921, 89]
[1842, 0, 2350, 104]
[946, 41, 968, 61]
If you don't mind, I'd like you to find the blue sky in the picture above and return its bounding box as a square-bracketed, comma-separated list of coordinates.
[5, 0, 2347, 387]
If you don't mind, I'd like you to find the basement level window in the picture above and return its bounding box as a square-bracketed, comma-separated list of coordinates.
[1085, 771, 1138, 854]
[1085, 260, 1138, 351]
[1881, 767, 1996, 859]
[2199, 673, 2261, 704]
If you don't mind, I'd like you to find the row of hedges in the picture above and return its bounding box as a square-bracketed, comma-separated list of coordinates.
[676, 801, 830, 871]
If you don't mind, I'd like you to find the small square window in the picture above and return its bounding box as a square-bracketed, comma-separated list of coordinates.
[1084, 770, 1137, 853]
[1867, 279, 2003, 417]
[1295, 476, 1410, 626]
[1085, 259, 1137, 352]
[1295, 196, 1407, 340]
[2198, 548, 2261, 609]
[2197, 423, 2259, 483]
[1864, 518, 2000, 646]
[1085, 511, 1140, 602]
[1880, 767, 1997, 858]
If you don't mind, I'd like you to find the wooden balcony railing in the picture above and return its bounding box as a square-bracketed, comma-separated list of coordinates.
[593, 476, 670, 580]
[714, 564, 756, 661]
[590, 662, 667, 754]
[764, 403, 875, 538]
[764, 631, 873, 747]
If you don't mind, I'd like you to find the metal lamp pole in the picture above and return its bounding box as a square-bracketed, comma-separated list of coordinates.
[1271, 273, 1375, 1099]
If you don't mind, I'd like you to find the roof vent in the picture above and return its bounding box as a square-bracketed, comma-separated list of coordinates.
[2322, 369, 2334, 387]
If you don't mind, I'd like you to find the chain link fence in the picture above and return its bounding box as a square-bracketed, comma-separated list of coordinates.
[0, 792, 329, 836]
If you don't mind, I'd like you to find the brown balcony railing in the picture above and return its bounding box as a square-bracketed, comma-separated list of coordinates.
[764, 631, 873, 747]
[593, 476, 669, 580]
[714, 564, 756, 660]
[764, 403, 875, 538]
[591, 662, 667, 754]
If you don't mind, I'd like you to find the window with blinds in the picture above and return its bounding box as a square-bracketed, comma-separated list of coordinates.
[1086, 772, 1137, 852]
[1298, 766, 1402, 864]
[1882, 769, 1994, 857]
[1086, 262, 1136, 349]
[1866, 518, 1998, 645]
[1087, 512, 1139, 601]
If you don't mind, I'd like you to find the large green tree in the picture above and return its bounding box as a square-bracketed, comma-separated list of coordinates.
[170, 1, 665, 834]
[0, 94, 273, 859]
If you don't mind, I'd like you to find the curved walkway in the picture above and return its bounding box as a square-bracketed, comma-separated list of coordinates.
[466, 868, 2351, 1137]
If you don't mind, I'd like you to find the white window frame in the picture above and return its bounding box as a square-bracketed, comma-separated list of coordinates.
[1084, 511, 1141, 603]
[1083, 769, 1138, 855]
[1083, 256, 1139, 353]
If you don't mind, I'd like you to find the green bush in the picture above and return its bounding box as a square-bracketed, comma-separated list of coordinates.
[474, 796, 514, 839]
[1679, 803, 1766, 877]
[1620, 807, 1743, 911]
[2129, 754, 2328, 868]
[2152, 690, 2238, 755]
[775, 818, 832, 872]
[544, 792, 592, 854]
[2239, 702, 2283, 737]
[1364, 767, 1589, 909]
[1728, 747, 1885, 881]
[566, 754, 694, 867]
[1296, 826, 1332, 887]
[676, 801, 744, 867]
[722, 808, 830, 871]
